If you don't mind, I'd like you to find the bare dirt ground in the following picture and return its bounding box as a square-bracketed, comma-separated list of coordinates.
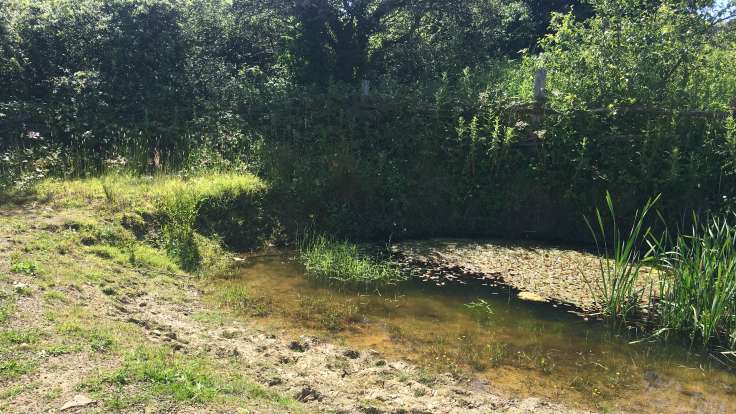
[0, 202, 589, 413]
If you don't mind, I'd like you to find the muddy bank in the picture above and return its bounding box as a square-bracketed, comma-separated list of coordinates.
[122, 279, 588, 414]
[392, 239, 657, 312]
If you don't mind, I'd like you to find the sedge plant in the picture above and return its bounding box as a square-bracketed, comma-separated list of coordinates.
[585, 192, 660, 323]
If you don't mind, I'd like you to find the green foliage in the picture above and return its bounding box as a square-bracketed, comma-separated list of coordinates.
[10, 260, 38, 276]
[299, 234, 406, 289]
[154, 174, 265, 272]
[2, 0, 735, 246]
[657, 213, 736, 348]
[588, 194, 736, 351]
[585, 192, 659, 323]
[108, 347, 219, 402]
[537, 0, 735, 110]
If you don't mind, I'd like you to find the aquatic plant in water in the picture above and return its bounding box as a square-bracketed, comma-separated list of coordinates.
[585, 192, 659, 323]
[298, 234, 406, 289]
[657, 213, 736, 349]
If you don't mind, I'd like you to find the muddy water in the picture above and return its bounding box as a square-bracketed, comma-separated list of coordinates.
[216, 253, 736, 413]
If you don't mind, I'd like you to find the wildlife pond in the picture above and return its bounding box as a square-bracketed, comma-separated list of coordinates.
[211, 252, 736, 413]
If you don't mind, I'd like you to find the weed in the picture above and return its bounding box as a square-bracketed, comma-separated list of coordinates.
[293, 295, 364, 332]
[10, 260, 39, 276]
[0, 329, 40, 346]
[42, 290, 67, 303]
[89, 333, 114, 353]
[0, 360, 35, 380]
[299, 234, 406, 289]
[217, 283, 272, 317]
[106, 346, 219, 402]
[0, 301, 14, 323]
[487, 342, 510, 367]
[585, 192, 659, 323]
[465, 298, 494, 323]
[43, 344, 74, 356]
[657, 213, 736, 348]
[102, 180, 117, 206]
[101, 285, 117, 296]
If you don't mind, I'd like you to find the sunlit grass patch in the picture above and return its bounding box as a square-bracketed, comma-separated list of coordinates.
[10, 260, 39, 276]
[216, 282, 272, 317]
[108, 347, 219, 402]
[0, 328, 41, 380]
[42, 289, 67, 303]
[34, 172, 269, 277]
[130, 244, 180, 273]
[299, 234, 406, 289]
[81, 345, 296, 409]
[0, 359, 36, 380]
[0, 328, 41, 346]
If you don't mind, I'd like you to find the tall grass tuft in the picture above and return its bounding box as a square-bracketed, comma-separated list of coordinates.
[658, 213, 736, 348]
[298, 234, 406, 289]
[585, 192, 659, 323]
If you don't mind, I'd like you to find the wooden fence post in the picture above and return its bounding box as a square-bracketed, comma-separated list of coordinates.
[531, 69, 547, 128]
[533, 69, 547, 105]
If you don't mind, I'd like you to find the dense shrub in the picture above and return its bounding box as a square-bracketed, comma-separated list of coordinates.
[1, 0, 735, 244]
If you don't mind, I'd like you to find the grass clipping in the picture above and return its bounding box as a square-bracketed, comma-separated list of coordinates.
[299, 235, 406, 289]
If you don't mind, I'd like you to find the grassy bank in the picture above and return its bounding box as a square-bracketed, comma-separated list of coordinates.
[33, 172, 268, 275]
[0, 172, 303, 412]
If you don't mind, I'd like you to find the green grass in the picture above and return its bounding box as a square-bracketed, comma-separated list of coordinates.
[38, 172, 267, 276]
[154, 174, 265, 272]
[0, 329, 40, 346]
[587, 194, 736, 353]
[0, 301, 14, 324]
[299, 234, 406, 289]
[86, 345, 296, 408]
[585, 192, 659, 323]
[216, 282, 272, 317]
[0, 329, 41, 381]
[657, 214, 736, 348]
[103, 347, 220, 402]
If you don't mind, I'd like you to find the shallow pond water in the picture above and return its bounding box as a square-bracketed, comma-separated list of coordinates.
[213, 253, 736, 413]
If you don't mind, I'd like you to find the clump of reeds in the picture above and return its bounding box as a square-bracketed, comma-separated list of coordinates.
[657, 213, 736, 348]
[585, 192, 659, 324]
